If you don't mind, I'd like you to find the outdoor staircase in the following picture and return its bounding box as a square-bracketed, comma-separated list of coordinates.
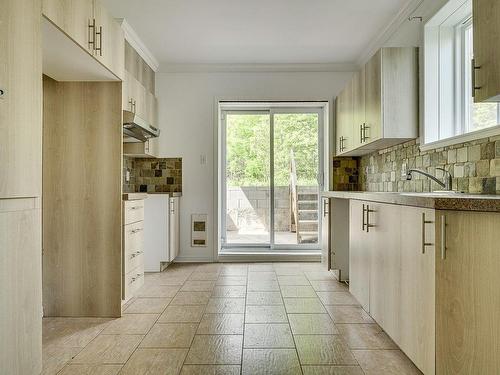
[296, 190, 319, 244]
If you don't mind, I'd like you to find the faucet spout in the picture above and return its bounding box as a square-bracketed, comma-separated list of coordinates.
[406, 168, 452, 191]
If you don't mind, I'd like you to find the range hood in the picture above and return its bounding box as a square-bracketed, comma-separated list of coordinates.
[123, 110, 160, 142]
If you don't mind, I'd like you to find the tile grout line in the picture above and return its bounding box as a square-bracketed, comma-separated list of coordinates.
[277, 266, 305, 375]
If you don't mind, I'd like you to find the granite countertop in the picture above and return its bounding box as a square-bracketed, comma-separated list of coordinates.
[322, 191, 500, 212]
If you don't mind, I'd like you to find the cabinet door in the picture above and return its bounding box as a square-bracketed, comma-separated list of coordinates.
[0, 0, 42, 198]
[42, 0, 94, 53]
[435, 211, 500, 374]
[321, 198, 330, 269]
[335, 83, 353, 155]
[365, 50, 382, 143]
[473, 0, 500, 102]
[0, 200, 42, 375]
[400, 207, 435, 375]
[93, 0, 124, 80]
[146, 91, 158, 127]
[169, 197, 180, 261]
[349, 200, 370, 311]
[369, 202, 401, 342]
[352, 68, 365, 150]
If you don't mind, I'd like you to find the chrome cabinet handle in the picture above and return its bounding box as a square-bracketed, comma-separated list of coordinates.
[421, 212, 434, 254]
[130, 250, 142, 259]
[362, 204, 366, 231]
[360, 124, 363, 143]
[441, 215, 447, 260]
[472, 58, 481, 97]
[366, 205, 375, 233]
[129, 206, 140, 210]
[88, 19, 96, 50]
[323, 199, 329, 217]
[95, 25, 103, 56]
[362, 123, 370, 142]
[130, 228, 143, 234]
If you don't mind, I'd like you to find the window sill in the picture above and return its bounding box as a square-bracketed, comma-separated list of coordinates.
[420, 125, 500, 152]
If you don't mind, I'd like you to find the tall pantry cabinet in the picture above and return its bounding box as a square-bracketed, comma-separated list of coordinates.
[0, 0, 43, 374]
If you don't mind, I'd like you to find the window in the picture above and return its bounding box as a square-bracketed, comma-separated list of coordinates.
[424, 0, 500, 147]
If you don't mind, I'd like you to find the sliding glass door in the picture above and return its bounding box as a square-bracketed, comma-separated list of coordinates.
[221, 106, 323, 250]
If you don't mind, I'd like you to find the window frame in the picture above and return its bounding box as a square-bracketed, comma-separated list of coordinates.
[422, 0, 500, 151]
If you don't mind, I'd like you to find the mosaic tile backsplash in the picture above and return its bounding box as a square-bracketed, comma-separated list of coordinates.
[123, 157, 182, 193]
[332, 158, 359, 191]
[359, 135, 500, 194]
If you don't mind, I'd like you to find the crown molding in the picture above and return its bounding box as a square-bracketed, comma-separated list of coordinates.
[118, 19, 160, 72]
[356, 0, 425, 66]
[159, 62, 357, 74]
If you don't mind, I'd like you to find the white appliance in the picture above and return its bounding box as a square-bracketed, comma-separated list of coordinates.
[144, 194, 180, 272]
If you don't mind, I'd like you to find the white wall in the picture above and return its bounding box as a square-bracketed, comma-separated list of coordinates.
[155, 71, 353, 261]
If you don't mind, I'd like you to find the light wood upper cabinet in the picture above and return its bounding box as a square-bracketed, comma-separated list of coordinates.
[1, 0, 42, 199]
[42, 0, 124, 80]
[364, 50, 382, 144]
[349, 200, 370, 311]
[124, 70, 147, 120]
[335, 47, 418, 156]
[435, 211, 500, 374]
[42, 0, 94, 54]
[473, 0, 500, 102]
[93, 0, 124, 80]
[400, 207, 435, 375]
[336, 81, 354, 155]
[352, 67, 366, 150]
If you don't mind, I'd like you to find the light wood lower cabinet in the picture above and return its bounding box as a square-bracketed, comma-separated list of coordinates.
[350, 201, 435, 374]
[435, 211, 500, 374]
[400, 207, 435, 375]
[123, 199, 145, 301]
[369, 202, 401, 344]
[169, 197, 180, 261]
[349, 200, 371, 312]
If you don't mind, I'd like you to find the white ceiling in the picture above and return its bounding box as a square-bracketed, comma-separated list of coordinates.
[103, 0, 413, 67]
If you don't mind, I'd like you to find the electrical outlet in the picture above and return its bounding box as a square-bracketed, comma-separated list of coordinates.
[125, 169, 131, 182]
[200, 155, 207, 165]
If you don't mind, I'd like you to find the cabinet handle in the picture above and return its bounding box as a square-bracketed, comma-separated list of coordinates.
[95, 25, 103, 56]
[472, 59, 481, 97]
[131, 228, 143, 234]
[362, 123, 370, 142]
[440, 215, 447, 260]
[133, 100, 137, 113]
[366, 205, 375, 233]
[130, 250, 143, 259]
[323, 199, 329, 217]
[129, 206, 140, 210]
[362, 204, 366, 231]
[88, 19, 96, 50]
[170, 200, 175, 214]
[421, 212, 434, 254]
[360, 124, 363, 143]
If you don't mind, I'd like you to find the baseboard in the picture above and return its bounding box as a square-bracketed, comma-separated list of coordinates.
[217, 251, 321, 263]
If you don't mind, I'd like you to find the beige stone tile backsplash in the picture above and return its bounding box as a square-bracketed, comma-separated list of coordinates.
[359, 135, 500, 194]
[123, 157, 182, 194]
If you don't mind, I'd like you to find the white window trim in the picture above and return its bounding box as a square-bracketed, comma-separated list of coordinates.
[422, 0, 500, 150]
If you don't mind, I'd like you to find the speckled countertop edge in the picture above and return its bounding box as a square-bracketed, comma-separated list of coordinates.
[321, 191, 500, 212]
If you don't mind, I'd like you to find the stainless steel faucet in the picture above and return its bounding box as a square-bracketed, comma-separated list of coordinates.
[406, 168, 453, 191]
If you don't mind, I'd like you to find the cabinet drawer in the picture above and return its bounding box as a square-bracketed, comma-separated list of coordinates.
[124, 248, 143, 276]
[124, 266, 144, 300]
[123, 221, 144, 265]
[124, 200, 144, 225]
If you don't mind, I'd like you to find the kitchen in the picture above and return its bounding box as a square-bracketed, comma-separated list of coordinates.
[1, 0, 500, 374]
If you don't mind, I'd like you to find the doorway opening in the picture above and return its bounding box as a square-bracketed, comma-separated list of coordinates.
[219, 102, 327, 252]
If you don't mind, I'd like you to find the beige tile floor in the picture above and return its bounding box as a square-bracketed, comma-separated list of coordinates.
[42, 262, 422, 375]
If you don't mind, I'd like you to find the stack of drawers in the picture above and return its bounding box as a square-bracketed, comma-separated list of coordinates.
[123, 199, 145, 301]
